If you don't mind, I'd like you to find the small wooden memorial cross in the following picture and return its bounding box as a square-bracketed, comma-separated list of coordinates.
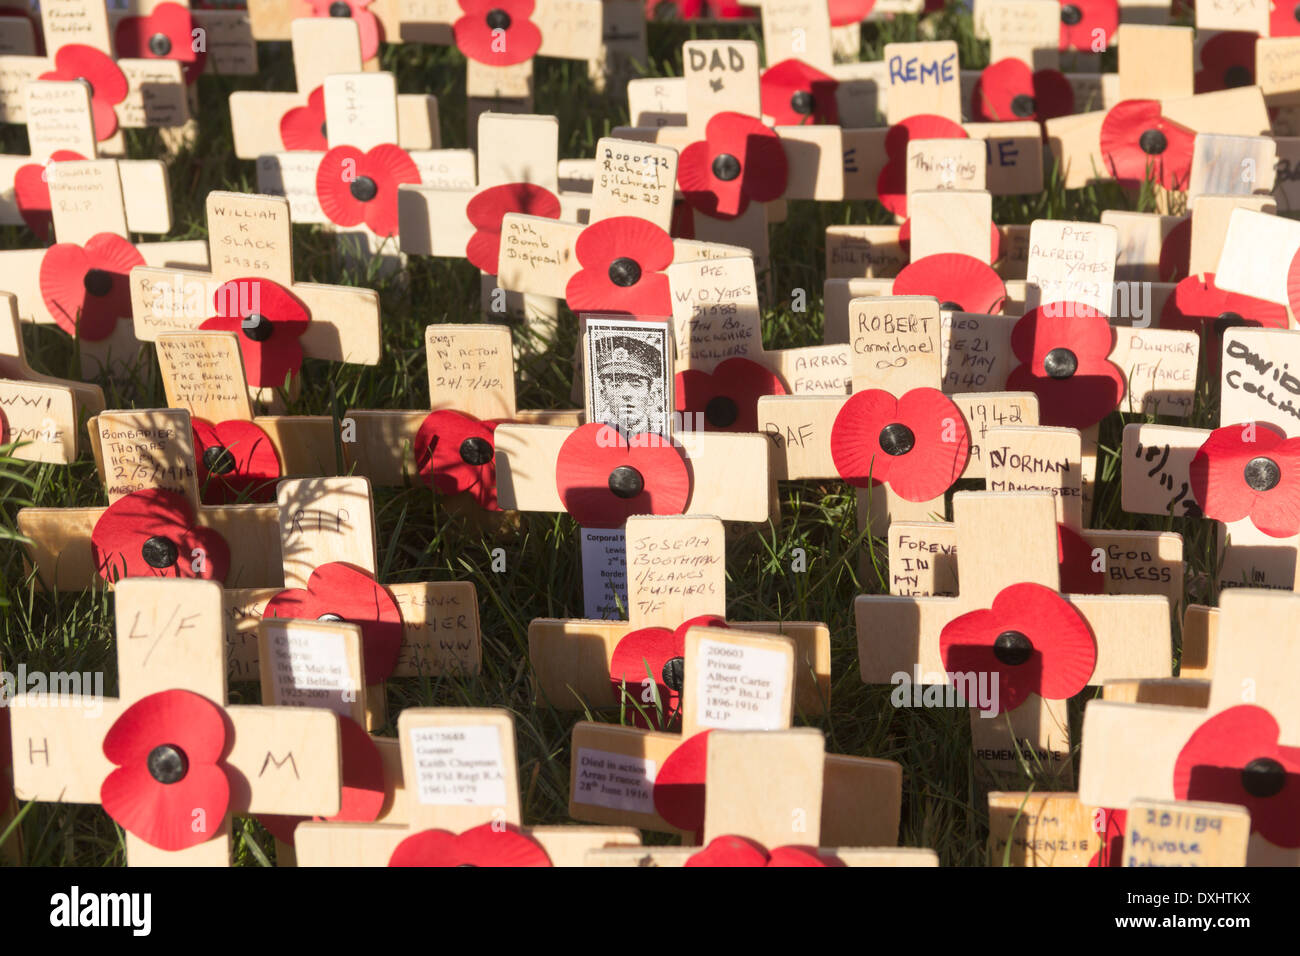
[887, 424, 1184, 605]
[756, 292, 1041, 535]
[398, 111, 572, 327]
[1079, 587, 1300, 866]
[154, 329, 339, 498]
[0, 0, 192, 149]
[0, 80, 175, 239]
[245, 0, 400, 68]
[1, 156, 209, 374]
[291, 707, 644, 866]
[0, 291, 105, 463]
[528, 514, 831, 726]
[855, 490, 1172, 786]
[129, 189, 381, 407]
[586, 728, 940, 866]
[667, 255, 853, 425]
[229, 18, 440, 161]
[395, 0, 607, 134]
[253, 616, 410, 863]
[222, 476, 482, 725]
[494, 134, 749, 314]
[17, 407, 286, 590]
[342, 323, 581, 500]
[1121, 207, 1300, 591]
[567, 625, 904, 845]
[254, 71, 475, 262]
[8, 577, 343, 865]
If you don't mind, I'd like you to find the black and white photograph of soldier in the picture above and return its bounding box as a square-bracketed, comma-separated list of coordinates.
[583, 318, 672, 438]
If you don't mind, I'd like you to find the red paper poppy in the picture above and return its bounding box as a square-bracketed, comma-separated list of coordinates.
[13, 150, 87, 241]
[91, 488, 231, 584]
[675, 358, 786, 433]
[1058, 0, 1115, 51]
[466, 182, 562, 275]
[39, 232, 144, 341]
[263, 562, 403, 682]
[1157, 217, 1190, 283]
[828, 0, 875, 25]
[101, 689, 231, 851]
[760, 58, 840, 127]
[711, 0, 756, 15]
[39, 45, 128, 141]
[678, 112, 788, 220]
[1190, 423, 1300, 538]
[199, 277, 311, 389]
[258, 716, 386, 844]
[1099, 100, 1195, 191]
[685, 836, 832, 867]
[554, 423, 690, 527]
[114, 1, 207, 85]
[608, 614, 728, 729]
[898, 218, 1001, 264]
[830, 387, 970, 501]
[1087, 808, 1126, 867]
[316, 144, 421, 238]
[646, 0, 704, 17]
[413, 410, 501, 510]
[280, 86, 328, 152]
[653, 729, 709, 836]
[971, 59, 1074, 124]
[192, 419, 282, 505]
[1195, 32, 1257, 94]
[1006, 304, 1124, 429]
[939, 581, 1096, 716]
[452, 0, 541, 67]
[1161, 274, 1287, 371]
[389, 822, 552, 866]
[1058, 523, 1106, 594]
[892, 253, 1007, 315]
[1173, 705, 1300, 848]
[308, 0, 381, 60]
[1273, 0, 1300, 37]
[1283, 245, 1300, 316]
[875, 114, 968, 219]
[565, 216, 674, 317]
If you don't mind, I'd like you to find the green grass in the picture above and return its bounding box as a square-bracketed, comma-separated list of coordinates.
[0, 6, 1224, 866]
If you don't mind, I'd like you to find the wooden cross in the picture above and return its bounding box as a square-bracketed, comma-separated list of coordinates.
[757, 291, 1041, 537]
[397, 111, 577, 329]
[290, 707, 645, 865]
[887, 423, 1184, 609]
[221, 476, 482, 727]
[585, 728, 938, 866]
[668, 255, 852, 418]
[1045, 29, 1272, 206]
[253, 616, 407, 863]
[855, 490, 1172, 786]
[8, 577, 343, 865]
[342, 323, 580, 496]
[245, 0, 400, 68]
[109, 0, 259, 88]
[1079, 587, 1300, 865]
[0, 291, 105, 463]
[128, 189, 381, 407]
[395, 0, 610, 138]
[1, 155, 208, 375]
[17, 406, 284, 590]
[229, 18, 440, 161]
[528, 514, 830, 726]
[154, 329, 338, 495]
[565, 624, 904, 845]
[0, 80, 173, 240]
[252, 71, 475, 263]
[494, 133, 749, 313]
[0, 0, 194, 150]
[1120, 207, 1300, 591]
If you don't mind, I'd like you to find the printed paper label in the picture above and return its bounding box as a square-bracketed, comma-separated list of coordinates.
[695, 638, 788, 730]
[572, 748, 656, 814]
[409, 725, 508, 807]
